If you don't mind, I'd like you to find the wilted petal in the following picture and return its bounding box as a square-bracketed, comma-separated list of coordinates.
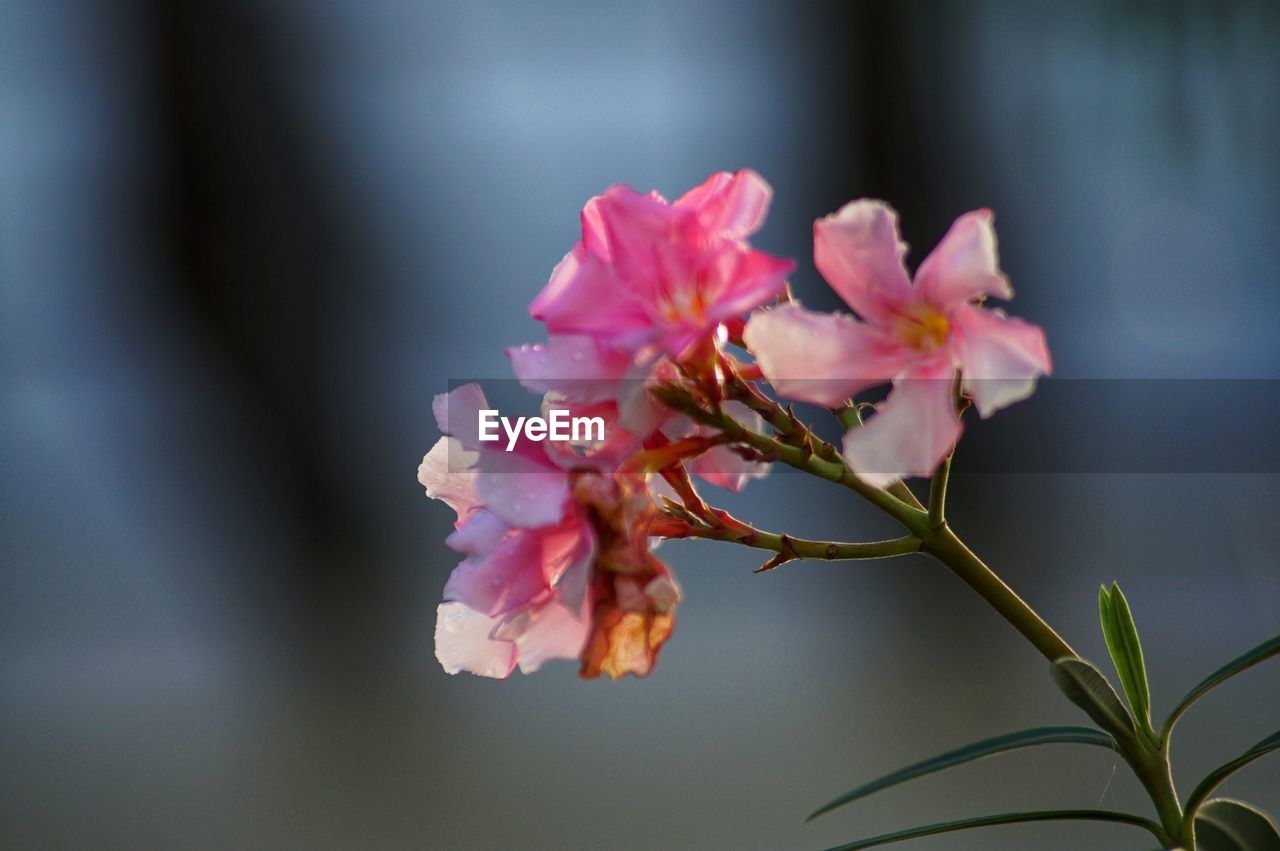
[435, 602, 516, 678]
[842, 361, 961, 487]
[915, 209, 1012, 306]
[813, 200, 914, 322]
[418, 437, 479, 518]
[580, 597, 675, 680]
[507, 335, 633, 404]
[744, 303, 912, 406]
[674, 168, 772, 238]
[950, 304, 1051, 417]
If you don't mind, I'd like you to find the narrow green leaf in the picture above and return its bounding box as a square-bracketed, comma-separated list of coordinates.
[1100, 583, 1155, 740]
[1051, 657, 1137, 741]
[1165, 633, 1280, 737]
[822, 809, 1167, 851]
[1186, 731, 1280, 820]
[1194, 798, 1280, 851]
[807, 726, 1116, 822]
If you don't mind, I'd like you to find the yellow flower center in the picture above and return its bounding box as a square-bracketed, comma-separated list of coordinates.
[896, 304, 951, 351]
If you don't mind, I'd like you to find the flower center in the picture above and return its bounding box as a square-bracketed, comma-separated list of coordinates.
[896, 304, 951, 351]
[656, 286, 707, 326]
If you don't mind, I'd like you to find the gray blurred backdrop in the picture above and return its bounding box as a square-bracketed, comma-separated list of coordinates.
[2, 1, 1278, 849]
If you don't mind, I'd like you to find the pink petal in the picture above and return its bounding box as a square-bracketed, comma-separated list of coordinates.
[434, 602, 516, 678]
[842, 360, 962, 487]
[914, 209, 1012, 307]
[418, 437, 479, 519]
[432, 383, 491, 450]
[703, 246, 795, 324]
[673, 169, 773, 239]
[813, 200, 914, 322]
[509, 598, 592, 674]
[443, 512, 590, 619]
[443, 529, 553, 616]
[950, 305, 1051, 417]
[687, 401, 770, 491]
[444, 508, 508, 557]
[474, 448, 569, 528]
[743, 303, 914, 407]
[507, 335, 633, 404]
[547, 520, 596, 613]
[529, 243, 652, 342]
[591, 186, 704, 292]
[579, 195, 611, 259]
[613, 349, 675, 436]
[688, 444, 770, 492]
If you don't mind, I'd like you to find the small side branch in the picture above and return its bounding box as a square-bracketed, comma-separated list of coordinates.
[653, 516, 922, 572]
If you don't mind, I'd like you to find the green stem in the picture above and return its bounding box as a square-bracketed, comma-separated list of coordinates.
[928, 451, 952, 527]
[921, 524, 1077, 662]
[1129, 745, 1185, 845]
[711, 404, 926, 526]
[666, 523, 922, 564]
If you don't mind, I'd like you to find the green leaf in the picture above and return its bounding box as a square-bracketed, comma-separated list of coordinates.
[1186, 730, 1280, 820]
[1099, 583, 1156, 741]
[1165, 633, 1280, 737]
[1050, 657, 1137, 741]
[822, 810, 1167, 851]
[1194, 799, 1280, 851]
[807, 726, 1116, 821]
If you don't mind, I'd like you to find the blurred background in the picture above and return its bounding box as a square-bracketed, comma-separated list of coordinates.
[2, 1, 1278, 848]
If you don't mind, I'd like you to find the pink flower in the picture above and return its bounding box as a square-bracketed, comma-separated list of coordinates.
[744, 200, 1051, 486]
[528, 170, 794, 358]
[420, 384, 596, 677]
[420, 384, 683, 678]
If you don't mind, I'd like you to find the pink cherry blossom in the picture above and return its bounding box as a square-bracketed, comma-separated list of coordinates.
[528, 170, 794, 359]
[743, 200, 1051, 486]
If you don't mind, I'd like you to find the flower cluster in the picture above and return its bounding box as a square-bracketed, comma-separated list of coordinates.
[419, 171, 1050, 679]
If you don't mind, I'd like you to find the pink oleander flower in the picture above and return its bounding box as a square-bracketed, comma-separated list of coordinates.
[528, 170, 794, 359]
[420, 384, 681, 679]
[744, 200, 1051, 486]
[421, 384, 595, 678]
